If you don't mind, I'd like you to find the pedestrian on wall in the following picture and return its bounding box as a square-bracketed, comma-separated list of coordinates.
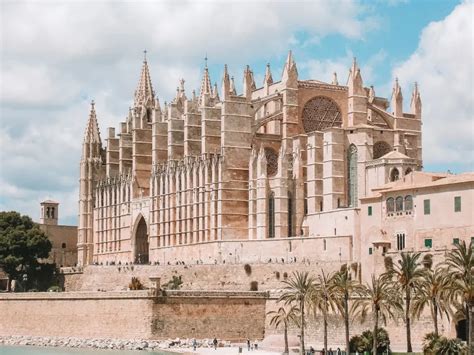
[193, 338, 197, 351]
[213, 337, 218, 350]
[247, 338, 250, 351]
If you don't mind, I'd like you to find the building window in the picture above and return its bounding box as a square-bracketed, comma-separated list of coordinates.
[405, 167, 413, 175]
[395, 196, 404, 212]
[288, 192, 293, 237]
[368, 206, 373, 216]
[323, 239, 327, 251]
[390, 168, 400, 182]
[347, 144, 358, 207]
[369, 247, 373, 255]
[424, 199, 431, 215]
[62, 243, 66, 249]
[386, 198, 395, 213]
[396, 233, 406, 250]
[405, 195, 413, 211]
[453, 238, 460, 245]
[424, 238, 432, 248]
[268, 192, 275, 239]
[454, 196, 461, 212]
[304, 198, 308, 216]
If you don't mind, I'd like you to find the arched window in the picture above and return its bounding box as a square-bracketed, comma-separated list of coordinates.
[268, 192, 275, 239]
[51, 207, 55, 219]
[396, 196, 404, 212]
[302, 96, 342, 133]
[373, 141, 392, 159]
[288, 192, 293, 237]
[386, 198, 395, 213]
[405, 167, 413, 175]
[405, 195, 413, 211]
[391, 168, 400, 182]
[347, 144, 358, 207]
[61, 243, 66, 249]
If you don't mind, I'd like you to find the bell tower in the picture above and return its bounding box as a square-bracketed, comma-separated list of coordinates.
[40, 200, 59, 225]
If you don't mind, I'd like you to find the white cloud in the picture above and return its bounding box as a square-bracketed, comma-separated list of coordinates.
[0, 0, 375, 222]
[391, 1, 474, 169]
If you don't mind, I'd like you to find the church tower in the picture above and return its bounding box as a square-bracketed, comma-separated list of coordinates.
[78, 101, 104, 266]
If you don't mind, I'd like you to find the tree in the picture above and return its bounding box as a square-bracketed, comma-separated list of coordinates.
[411, 267, 452, 336]
[385, 252, 425, 352]
[268, 305, 299, 355]
[0, 211, 52, 291]
[355, 274, 402, 355]
[279, 271, 314, 355]
[444, 240, 473, 350]
[331, 266, 367, 354]
[309, 269, 337, 353]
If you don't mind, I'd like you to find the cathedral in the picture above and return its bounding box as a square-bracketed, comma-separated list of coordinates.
[78, 51, 424, 267]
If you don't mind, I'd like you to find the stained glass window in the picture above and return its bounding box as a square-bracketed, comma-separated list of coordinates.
[268, 192, 275, 238]
[302, 96, 342, 133]
[348, 144, 358, 207]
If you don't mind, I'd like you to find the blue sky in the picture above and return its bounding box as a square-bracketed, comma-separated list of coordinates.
[1, 0, 473, 225]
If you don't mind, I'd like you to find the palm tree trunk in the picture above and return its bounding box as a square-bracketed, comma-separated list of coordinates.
[432, 301, 438, 337]
[344, 294, 350, 354]
[406, 288, 412, 352]
[300, 299, 305, 355]
[467, 302, 472, 353]
[373, 309, 378, 355]
[323, 309, 328, 352]
[284, 324, 289, 355]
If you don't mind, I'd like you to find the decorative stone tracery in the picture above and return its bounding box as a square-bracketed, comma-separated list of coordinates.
[264, 147, 278, 177]
[302, 96, 342, 133]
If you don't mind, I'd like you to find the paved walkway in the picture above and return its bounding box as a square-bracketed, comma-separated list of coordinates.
[173, 347, 281, 355]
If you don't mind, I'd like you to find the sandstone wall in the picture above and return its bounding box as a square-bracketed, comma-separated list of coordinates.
[0, 291, 267, 341]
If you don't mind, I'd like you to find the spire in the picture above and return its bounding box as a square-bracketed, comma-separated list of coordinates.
[282, 50, 298, 86]
[221, 64, 231, 101]
[134, 52, 155, 108]
[243, 65, 255, 100]
[230, 76, 237, 95]
[391, 77, 403, 117]
[348, 57, 364, 96]
[199, 65, 212, 106]
[410, 81, 422, 118]
[331, 72, 339, 85]
[212, 82, 220, 101]
[83, 100, 101, 145]
[368, 85, 375, 103]
[264, 63, 273, 86]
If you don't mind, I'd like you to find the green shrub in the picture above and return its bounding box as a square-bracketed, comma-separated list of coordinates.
[350, 328, 390, 354]
[165, 275, 183, 290]
[423, 332, 467, 355]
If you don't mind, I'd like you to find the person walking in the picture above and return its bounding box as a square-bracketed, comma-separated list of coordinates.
[192, 338, 197, 351]
[213, 337, 218, 350]
[247, 338, 251, 351]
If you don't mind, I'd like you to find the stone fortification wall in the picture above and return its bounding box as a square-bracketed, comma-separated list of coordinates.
[63, 258, 351, 292]
[0, 290, 267, 341]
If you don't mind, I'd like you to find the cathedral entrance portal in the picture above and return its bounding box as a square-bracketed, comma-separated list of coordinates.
[134, 216, 149, 264]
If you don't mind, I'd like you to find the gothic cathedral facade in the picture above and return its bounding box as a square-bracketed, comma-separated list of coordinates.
[77, 52, 422, 266]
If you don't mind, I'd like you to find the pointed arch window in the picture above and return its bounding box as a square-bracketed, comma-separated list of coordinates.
[287, 192, 293, 237]
[347, 144, 358, 207]
[395, 196, 404, 212]
[405, 195, 413, 211]
[268, 191, 275, 239]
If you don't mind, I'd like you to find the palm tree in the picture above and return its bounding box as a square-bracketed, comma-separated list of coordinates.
[279, 271, 315, 355]
[411, 267, 452, 336]
[385, 252, 425, 352]
[444, 240, 473, 349]
[355, 274, 403, 355]
[268, 305, 299, 354]
[309, 269, 337, 352]
[331, 266, 367, 354]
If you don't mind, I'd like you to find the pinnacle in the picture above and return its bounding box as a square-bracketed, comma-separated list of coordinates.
[83, 100, 101, 145]
[199, 66, 212, 105]
[134, 57, 155, 108]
